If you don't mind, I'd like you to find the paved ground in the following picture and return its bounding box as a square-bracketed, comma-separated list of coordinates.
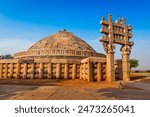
[125, 82, 150, 91]
[0, 78, 150, 100]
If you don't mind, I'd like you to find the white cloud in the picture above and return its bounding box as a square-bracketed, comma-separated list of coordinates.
[0, 38, 34, 55]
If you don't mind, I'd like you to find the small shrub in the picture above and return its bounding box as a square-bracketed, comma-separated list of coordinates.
[145, 70, 150, 73]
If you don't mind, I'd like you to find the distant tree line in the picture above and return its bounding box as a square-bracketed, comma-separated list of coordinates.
[0, 54, 13, 59]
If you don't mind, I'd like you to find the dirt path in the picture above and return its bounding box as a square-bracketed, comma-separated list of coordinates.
[0, 79, 150, 100]
[5, 86, 115, 100]
[125, 82, 150, 91]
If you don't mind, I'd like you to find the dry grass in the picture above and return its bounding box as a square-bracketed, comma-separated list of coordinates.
[130, 72, 150, 81]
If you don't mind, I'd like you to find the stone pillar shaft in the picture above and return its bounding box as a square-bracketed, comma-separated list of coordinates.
[97, 62, 102, 82]
[23, 63, 27, 79]
[87, 62, 93, 82]
[106, 52, 115, 82]
[56, 63, 60, 79]
[72, 64, 76, 79]
[4, 63, 8, 79]
[39, 63, 44, 79]
[48, 63, 52, 79]
[9, 63, 13, 79]
[121, 45, 131, 81]
[122, 54, 130, 81]
[30, 63, 35, 79]
[64, 64, 68, 79]
[0, 64, 2, 79]
[83, 63, 86, 80]
[79, 64, 82, 79]
[16, 63, 20, 79]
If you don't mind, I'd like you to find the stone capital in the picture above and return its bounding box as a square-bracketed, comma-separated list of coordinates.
[121, 45, 131, 55]
[103, 42, 115, 54]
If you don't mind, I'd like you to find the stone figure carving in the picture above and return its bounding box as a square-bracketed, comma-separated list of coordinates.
[121, 18, 126, 25]
[115, 16, 126, 25]
[121, 45, 131, 55]
[108, 14, 112, 22]
[116, 15, 121, 23]
[102, 17, 105, 20]
[103, 42, 115, 53]
[102, 42, 108, 52]
[108, 43, 115, 53]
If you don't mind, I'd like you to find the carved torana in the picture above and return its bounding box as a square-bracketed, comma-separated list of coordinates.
[100, 14, 134, 82]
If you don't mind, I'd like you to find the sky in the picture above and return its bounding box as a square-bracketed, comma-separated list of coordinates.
[0, 0, 150, 70]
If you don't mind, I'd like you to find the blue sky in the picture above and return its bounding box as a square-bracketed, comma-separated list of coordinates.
[0, 0, 150, 70]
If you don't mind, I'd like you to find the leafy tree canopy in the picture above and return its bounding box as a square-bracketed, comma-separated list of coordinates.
[0, 54, 13, 59]
[130, 59, 139, 69]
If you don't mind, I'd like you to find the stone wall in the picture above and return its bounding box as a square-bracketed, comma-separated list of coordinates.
[0, 57, 107, 82]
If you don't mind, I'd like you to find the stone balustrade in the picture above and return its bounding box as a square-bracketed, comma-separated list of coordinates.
[0, 57, 107, 82]
[14, 49, 103, 59]
[80, 57, 106, 82]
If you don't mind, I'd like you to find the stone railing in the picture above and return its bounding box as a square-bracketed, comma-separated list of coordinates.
[0, 57, 107, 82]
[80, 57, 106, 82]
[14, 49, 102, 59]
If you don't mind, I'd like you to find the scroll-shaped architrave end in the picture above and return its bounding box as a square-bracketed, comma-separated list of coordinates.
[102, 17, 105, 20]
[100, 36, 109, 42]
[100, 17, 105, 24]
[129, 41, 134, 46]
[129, 33, 133, 38]
[128, 24, 132, 31]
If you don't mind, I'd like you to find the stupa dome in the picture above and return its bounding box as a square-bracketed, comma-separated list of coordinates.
[14, 30, 105, 59]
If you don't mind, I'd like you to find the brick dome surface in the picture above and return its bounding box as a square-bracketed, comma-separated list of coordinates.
[29, 30, 96, 52]
[14, 30, 105, 59]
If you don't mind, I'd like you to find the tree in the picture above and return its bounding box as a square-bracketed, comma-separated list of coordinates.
[0, 54, 13, 59]
[130, 59, 139, 69]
